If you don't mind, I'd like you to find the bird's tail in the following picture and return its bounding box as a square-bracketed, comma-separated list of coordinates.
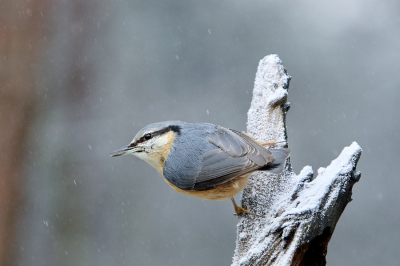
[259, 148, 290, 174]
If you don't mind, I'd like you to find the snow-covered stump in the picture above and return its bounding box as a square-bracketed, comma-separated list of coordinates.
[232, 55, 362, 266]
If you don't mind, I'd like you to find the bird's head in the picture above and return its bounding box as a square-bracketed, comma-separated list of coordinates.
[111, 121, 182, 173]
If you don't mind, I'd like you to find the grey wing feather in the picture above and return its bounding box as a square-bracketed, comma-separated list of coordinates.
[207, 127, 248, 157]
[192, 126, 277, 190]
[193, 148, 258, 190]
[270, 149, 290, 163]
[199, 148, 253, 180]
[259, 149, 291, 174]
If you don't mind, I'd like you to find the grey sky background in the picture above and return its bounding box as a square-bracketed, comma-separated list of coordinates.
[13, 1, 400, 265]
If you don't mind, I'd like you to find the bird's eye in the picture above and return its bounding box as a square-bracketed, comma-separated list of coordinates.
[144, 133, 152, 140]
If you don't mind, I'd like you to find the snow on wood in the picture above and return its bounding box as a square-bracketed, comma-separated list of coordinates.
[232, 55, 362, 266]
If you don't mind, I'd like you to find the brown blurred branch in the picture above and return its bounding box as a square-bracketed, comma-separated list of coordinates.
[0, 1, 50, 265]
[231, 55, 362, 265]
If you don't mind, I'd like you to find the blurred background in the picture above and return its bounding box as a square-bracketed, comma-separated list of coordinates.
[1, 0, 399, 265]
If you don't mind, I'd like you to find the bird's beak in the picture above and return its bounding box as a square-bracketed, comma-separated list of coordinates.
[110, 145, 142, 157]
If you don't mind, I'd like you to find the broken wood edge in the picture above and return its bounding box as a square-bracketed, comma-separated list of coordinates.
[241, 143, 362, 265]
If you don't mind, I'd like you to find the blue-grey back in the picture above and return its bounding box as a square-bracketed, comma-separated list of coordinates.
[163, 122, 217, 190]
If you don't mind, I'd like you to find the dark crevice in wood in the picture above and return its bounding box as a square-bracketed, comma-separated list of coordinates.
[293, 227, 332, 266]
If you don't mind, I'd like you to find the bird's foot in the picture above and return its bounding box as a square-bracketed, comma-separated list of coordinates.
[259, 141, 277, 145]
[241, 132, 285, 146]
[233, 205, 252, 216]
[231, 198, 252, 216]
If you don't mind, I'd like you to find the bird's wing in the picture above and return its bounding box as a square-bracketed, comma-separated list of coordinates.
[192, 126, 276, 190]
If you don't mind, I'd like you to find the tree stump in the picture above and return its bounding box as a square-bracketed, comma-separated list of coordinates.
[232, 55, 362, 266]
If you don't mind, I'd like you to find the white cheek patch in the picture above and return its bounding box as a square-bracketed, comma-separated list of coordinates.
[151, 134, 170, 151]
[133, 150, 159, 168]
[133, 151, 147, 160]
[131, 133, 172, 172]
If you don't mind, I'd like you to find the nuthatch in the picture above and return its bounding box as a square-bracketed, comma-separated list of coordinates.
[111, 121, 289, 215]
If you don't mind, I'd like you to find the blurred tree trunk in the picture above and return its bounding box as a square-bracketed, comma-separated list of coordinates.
[0, 1, 49, 265]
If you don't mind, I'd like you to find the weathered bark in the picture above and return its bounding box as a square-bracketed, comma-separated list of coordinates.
[232, 55, 362, 266]
[0, 1, 49, 265]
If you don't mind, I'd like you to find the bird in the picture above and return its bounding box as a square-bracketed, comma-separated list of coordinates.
[110, 121, 289, 215]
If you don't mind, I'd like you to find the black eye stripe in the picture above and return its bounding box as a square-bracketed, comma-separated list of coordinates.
[132, 125, 181, 146]
[168, 125, 181, 135]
